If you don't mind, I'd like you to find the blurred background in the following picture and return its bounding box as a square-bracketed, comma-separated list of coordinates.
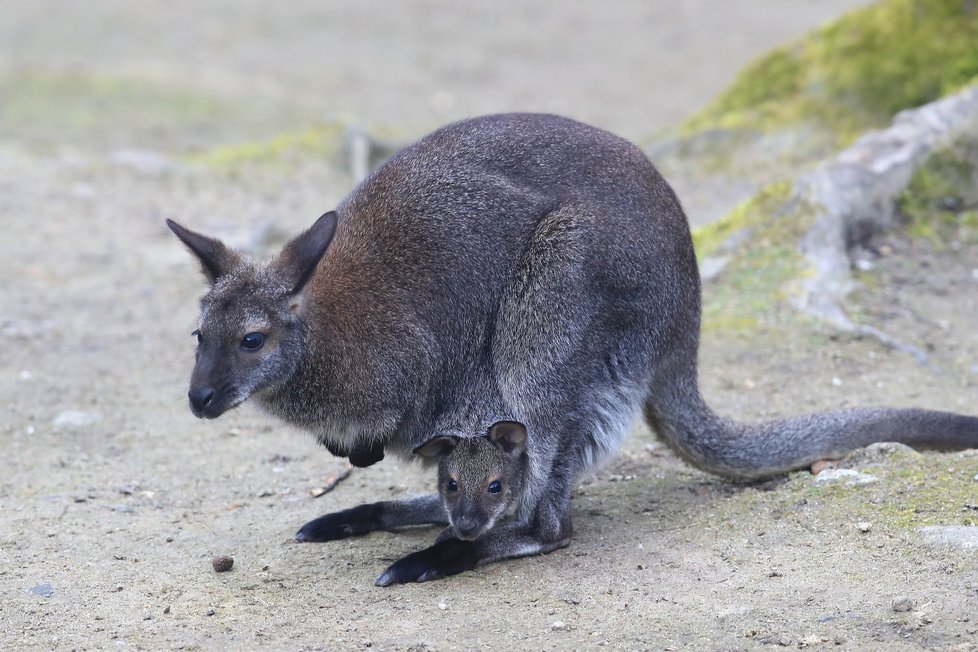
[1, 0, 872, 153]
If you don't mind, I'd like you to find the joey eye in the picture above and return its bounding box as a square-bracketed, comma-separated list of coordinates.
[488, 480, 502, 494]
[191, 329, 202, 343]
[446, 479, 458, 492]
[241, 332, 265, 351]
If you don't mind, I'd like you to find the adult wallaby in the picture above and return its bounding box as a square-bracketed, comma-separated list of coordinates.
[168, 112, 978, 587]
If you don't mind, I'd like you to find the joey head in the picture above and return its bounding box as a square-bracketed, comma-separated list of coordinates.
[414, 421, 528, 541]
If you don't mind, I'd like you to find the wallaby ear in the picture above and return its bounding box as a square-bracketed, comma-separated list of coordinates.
[488, 421, 528, 456]
[273, 211, 338, 295]
[413, 436, 459, 461]
[166, 219, 241, 283]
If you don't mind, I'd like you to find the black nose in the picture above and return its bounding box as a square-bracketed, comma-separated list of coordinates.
[455, 516, 478, 537]
[188, 386, 215, 412]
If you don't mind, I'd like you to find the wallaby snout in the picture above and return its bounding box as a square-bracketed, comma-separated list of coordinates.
[452, 513, 480, 539]
[188, 386, 216, 416]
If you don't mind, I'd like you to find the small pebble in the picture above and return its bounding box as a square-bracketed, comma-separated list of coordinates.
[856, 521, 872, 533]
[212, 555, 234, 572]
[29, 583, 54, 598]
[552, 621, 568, 632]
[814, 469, 879, 485]
[892, 596, 914, 613]
[206, 608, 216, 616]
[437, 602, 447, 610]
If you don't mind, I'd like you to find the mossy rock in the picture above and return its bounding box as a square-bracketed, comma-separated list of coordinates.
[685, 0, 978, 144]
[896, 136, 978, 244]
[694, 180, 818, 331]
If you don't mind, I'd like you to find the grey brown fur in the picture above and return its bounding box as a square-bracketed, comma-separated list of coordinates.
[168, 113, 978, 586]
[415, 421, 528, 543]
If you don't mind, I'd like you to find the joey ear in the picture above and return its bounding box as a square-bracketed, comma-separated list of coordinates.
[488, 421, 528, 456]
[413, 436, 459, 461]
[166, 219, 241, 283]
[273, 211, 338, 295]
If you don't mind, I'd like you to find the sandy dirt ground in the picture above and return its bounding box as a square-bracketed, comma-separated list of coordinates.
[4, 2, 978, 650]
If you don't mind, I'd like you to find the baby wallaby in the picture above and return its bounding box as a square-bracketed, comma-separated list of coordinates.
[414, 421, 529, 541]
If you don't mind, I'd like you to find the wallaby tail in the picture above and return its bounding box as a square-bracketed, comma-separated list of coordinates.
[644, 374, 978, 480]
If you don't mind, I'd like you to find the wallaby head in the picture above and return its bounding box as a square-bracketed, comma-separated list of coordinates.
[166, 212, 338, 419]
[414, 421, 528, 541]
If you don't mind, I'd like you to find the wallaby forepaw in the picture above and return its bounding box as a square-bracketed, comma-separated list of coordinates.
[296, 503, 383, 542]
[374, 539, 479, 586]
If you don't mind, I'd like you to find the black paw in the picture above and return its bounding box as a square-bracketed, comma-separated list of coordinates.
[375, 538, 479, 586]
[295, 503, 383, 542]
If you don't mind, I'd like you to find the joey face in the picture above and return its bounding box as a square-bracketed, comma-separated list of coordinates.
[167, 212, 338, 419]
[415, 421, 528, 541]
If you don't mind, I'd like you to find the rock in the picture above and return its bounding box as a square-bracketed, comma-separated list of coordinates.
[792, 85, 978, 347]
[856, 521, 872, 533]
[814, 469, 879, 486]
[699, 255, 731, 282]
[211, 555, 234, 572]
[891, 596, 914, 613]
[551, 620, 569, 632]
[29, 582, 54, 597]
[918, 525, 978, 550]
[52, 410, 100, 429]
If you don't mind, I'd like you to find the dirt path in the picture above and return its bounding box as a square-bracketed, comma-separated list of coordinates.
[5, 2, 978, 651]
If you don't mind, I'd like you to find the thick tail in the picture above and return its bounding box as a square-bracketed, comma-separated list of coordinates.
[644, 375, 978, 480]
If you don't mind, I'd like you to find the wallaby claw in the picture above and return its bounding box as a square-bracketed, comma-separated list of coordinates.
[374, 538, 479, 587]
[296, 503, 384, 542]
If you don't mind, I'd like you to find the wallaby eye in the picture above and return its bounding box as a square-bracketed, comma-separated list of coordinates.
[447, 479, 458, 492]
[192, 329, 202, 343]
[488, 480, 502, 494]
[241, 332, 265, 351]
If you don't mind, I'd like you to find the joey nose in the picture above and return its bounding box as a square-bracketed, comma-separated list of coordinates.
[454, 516, 479, 538]
[188, 386, 215, 414]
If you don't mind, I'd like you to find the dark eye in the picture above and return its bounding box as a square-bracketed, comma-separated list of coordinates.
[488, 480, 502, 494]
[241, 332, 265, 351]
[192, 329, 202, 343]
[446, 479, 458, 492]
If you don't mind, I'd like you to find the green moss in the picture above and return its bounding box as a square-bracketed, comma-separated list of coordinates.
[187, 123, 345, 171]
[729, 451, 978, 533]
[0, 69, 309, 151]
[694, 181, 814, 331]
[686, 0, 978, 142]
[897, 140, 978, 245]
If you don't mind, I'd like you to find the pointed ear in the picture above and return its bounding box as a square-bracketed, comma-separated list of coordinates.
[488, 421, 528, 456]
[413, 436, 459, 461]
[166, 219, 241, 283]
[273, 211, 338, 295]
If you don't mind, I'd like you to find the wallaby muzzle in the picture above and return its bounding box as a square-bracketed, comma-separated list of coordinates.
[187, 350, 239, 419]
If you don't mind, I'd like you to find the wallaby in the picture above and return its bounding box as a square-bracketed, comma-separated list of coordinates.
[168, 112, 978, 587]
[415, 421, 529, 542]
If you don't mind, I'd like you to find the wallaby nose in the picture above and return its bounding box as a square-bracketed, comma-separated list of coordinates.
[188, 386, 215, 413]
[454, 516, 479, 538]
